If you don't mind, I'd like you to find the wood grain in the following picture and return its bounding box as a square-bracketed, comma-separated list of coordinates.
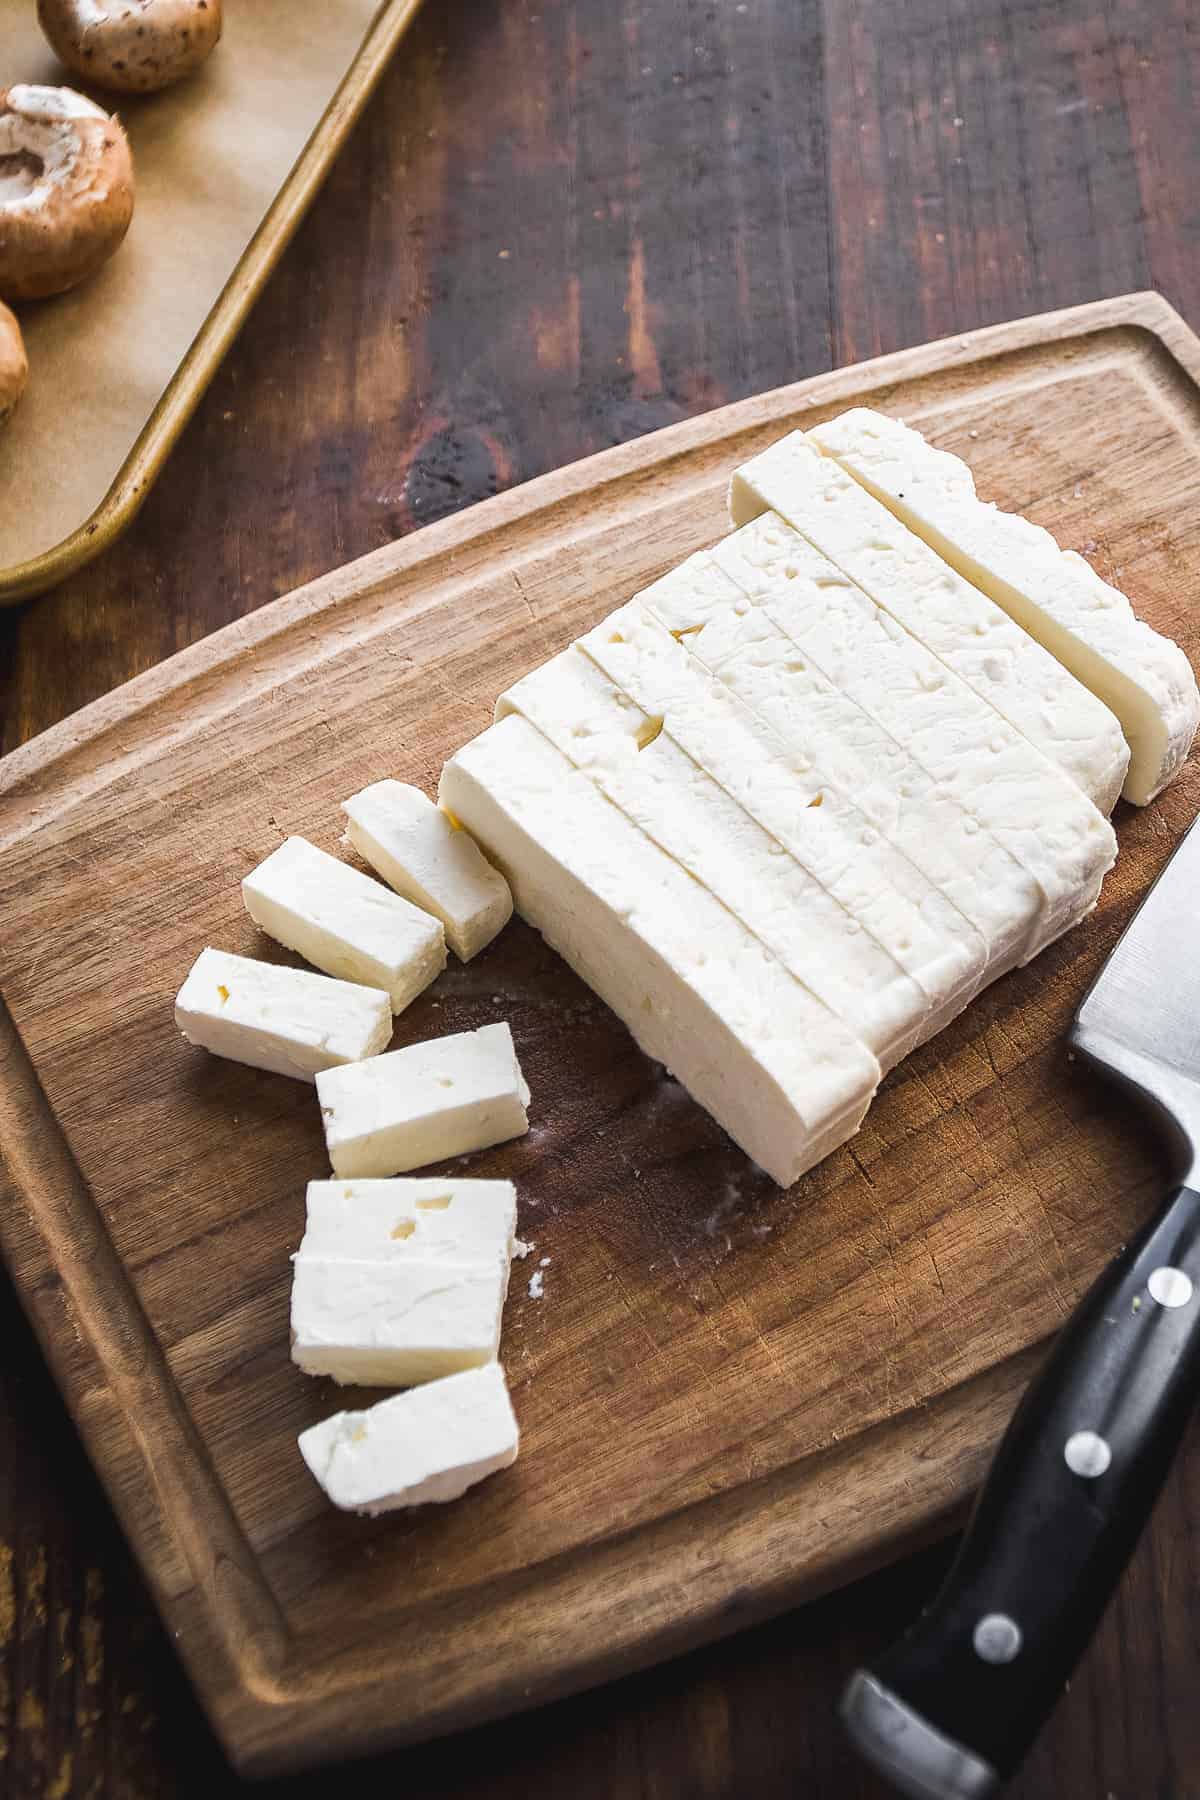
[4, 2, 1200, 1795]
[0, 294, 1196, 1778]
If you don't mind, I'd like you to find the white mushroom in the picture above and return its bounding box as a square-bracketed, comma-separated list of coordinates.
[38, 0, 223, 95]
[0, 85, 135, 301]
[0, 301, 28, 428]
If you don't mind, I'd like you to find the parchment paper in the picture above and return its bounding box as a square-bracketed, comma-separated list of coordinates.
[0, 0, 386, 572]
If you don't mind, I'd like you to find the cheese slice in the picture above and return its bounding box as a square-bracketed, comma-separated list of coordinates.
[298, 1177, 517, 1273]
[810, 407, 1199, 804]
[636, 549, 1041, 975]
[499, 647, 929, 1067]
[729, 432, 1130, 814]
[174, 947, 391, 1081]
[290, 1256, 507, 1384]
[242, 835, 446, 1012]
[572, 603, 984, 1031]
[315, 1021, 531, 1178]
[342, 780, 513, 961]
[440, 713, 879, 1186]
[699, 515, 1118, 949]
[298, 1363, 519, 1513]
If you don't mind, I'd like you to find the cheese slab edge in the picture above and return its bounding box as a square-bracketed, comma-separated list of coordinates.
[809, 406, 1198, 805]
[440, 712, 879, 1187]
[728, 430, 1130, 814]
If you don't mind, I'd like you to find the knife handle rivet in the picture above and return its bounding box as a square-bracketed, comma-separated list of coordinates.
[1148, 1267, 1194, 1309]
[1064, 1430, 1112, 1478]
[972, 1613, 1022, 1664]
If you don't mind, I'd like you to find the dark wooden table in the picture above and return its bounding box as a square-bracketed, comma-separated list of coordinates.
[4, 1, 1200, 1793]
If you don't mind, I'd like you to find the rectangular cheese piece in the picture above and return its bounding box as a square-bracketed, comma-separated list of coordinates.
[441, 712, 879, 1186]
[809, 407, 1199, 805]
[315, 1021, 531, 1178]
[342, 780, 513, 961]
[500, 647, 930, 1068]
[636, 547, 1041, 976]
[572, 603, 985, 1029]
[298, 1363, 519, 1513]
[693, 516, 1118, 950]
[290, 1256, 507, 1384]
[174, 947, 391, 1081]
[729, 431, 1130, 814]
[299, 1177, 517, 1274]
[242, 835, 446, 1013]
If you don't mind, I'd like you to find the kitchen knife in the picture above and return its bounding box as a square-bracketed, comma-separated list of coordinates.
[841, 813, 1200, 1800]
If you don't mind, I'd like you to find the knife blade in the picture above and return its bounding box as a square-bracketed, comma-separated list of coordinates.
[841, 814, 1200, 1800]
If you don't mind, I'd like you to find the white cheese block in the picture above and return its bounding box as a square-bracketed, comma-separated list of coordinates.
[640, 545, 1041, 976]
[315, 1022, 531, 1178]
[298, 1177, 517, 1273]
[290, 1256, 507, 1384]
[810, 407, 1199, 805]
[341, 780, 513, 961]
[242, 835, 446, 1013]
[729, 431, 1130, 814]
[701, 515, 1118, 950]
[440, 712, 880, 1187]
[499, 646, 930, 1067]
[174, 947, 391, 1082]
[574, 603, 985, 1030]
[298, 1363, 519, 1513]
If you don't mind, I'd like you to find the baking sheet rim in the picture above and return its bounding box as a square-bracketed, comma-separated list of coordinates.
[0, 0, 424, 608]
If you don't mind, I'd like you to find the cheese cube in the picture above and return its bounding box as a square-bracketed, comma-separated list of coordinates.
[242, 835, 445, 1013]
[315, 1022, 531, 1178]
[441, 714, 879, 1187]
[290, 1256, 507, 1384]
[174, 947, 391, 1081]
[809, 407, 1199, 805]
[729, 431, 1130, 814]
[299, 1177, 517, 1273]
[298, 1363, 519, 1513]
[341, 780, 512, 961]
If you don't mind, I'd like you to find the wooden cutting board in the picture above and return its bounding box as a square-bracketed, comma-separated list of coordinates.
[0, 291, 1196, 1777]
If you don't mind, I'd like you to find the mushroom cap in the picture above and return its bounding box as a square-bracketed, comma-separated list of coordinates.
[38, 0, 223, 95]
[0, 85, 135, 301]
[0, 300, 28, 428]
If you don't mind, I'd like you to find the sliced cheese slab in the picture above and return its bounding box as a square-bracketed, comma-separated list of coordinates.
[315, 1022, 531, 1178]
[640, 548, 1041, 975]
[290, 1256, 507, 1384]
[500, 648, 929, 1068]
[696, 514, 1117, 949]
[242, 835, 446, 1013]
[298, 1177, 517, 1273]
[174, 947, 391, 1082]
[572, 603, 984, 1032]
[298, 1363, 519, 1513]
[810, 407, 1199, 804]
[342, 780, 513, 961]
[729, 431, 1130, 814]
[440, 713, 879, 1187]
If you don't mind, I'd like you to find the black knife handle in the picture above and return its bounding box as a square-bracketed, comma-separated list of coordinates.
[841, 1182, 1200, 1800]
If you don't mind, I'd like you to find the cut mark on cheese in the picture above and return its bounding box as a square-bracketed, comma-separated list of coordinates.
[415, 1195, 453, 1211]
[636, 716, 665, 750]
[390, 1220, 417, 1240]
[808, 793, 824, 808]
[216, 984, 230, 1003]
